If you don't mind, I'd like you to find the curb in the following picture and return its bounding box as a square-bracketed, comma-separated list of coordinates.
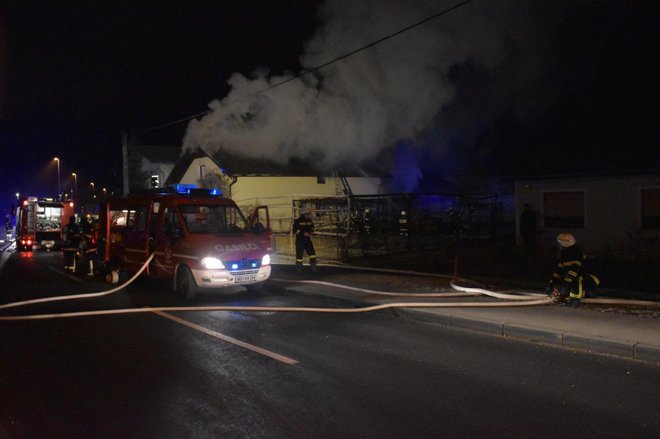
[400, 308, 660, 365]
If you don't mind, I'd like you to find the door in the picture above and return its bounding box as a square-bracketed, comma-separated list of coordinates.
[152, 206, 183, 278]
[122, 206, 150, 273]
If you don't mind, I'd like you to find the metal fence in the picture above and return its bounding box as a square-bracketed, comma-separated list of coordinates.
[284, 193, 512, 261]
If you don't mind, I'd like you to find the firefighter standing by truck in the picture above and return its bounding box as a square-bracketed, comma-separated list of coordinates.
[546, 233, 601, 307]
[293, 208, 317, 273]
[62, 216, 81, 272]
[80, 215, 97, 276]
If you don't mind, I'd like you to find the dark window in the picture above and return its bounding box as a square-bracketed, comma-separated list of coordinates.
[163, 208, 183, 239]
[543, 191, 584, 228]
[641, 188, 660, 229]
[317, 176, 325, 184]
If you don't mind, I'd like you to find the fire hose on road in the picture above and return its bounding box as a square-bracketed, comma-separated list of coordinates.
[0, 255, 657, 322]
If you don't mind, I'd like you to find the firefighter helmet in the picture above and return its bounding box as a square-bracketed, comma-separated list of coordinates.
[557, 233, 576, 247]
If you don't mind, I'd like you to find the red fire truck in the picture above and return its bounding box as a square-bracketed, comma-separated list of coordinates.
[101, 186, 271, 297]
[15, 196, 74, 251]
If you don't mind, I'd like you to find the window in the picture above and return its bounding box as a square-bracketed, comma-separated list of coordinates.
[317, 176, 325, 184]
[641, 188, 660, 229]
[179, 204, 247, 234]
[163, 208, 183, 239]
[543, 191, 584, 228]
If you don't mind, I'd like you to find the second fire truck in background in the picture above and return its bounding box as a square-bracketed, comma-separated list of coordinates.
[14, 197, 74, 251]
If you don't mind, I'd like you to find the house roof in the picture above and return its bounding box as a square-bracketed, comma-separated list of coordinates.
[165, 147, 385, 184]
[212, 150, 384, 178]
[163, 148, 228, 185]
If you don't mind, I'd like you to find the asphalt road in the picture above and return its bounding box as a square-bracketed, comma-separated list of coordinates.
[1, 250, 659, 438]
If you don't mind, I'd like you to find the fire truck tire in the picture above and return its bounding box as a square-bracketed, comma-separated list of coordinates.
[175, 265, 198, 298]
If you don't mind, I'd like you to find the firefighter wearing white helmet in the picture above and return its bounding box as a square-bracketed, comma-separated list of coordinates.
[546, 233, 600, 306]
[557, 233, 576, 247]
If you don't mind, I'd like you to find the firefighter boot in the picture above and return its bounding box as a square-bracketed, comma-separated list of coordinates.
[296, 260, 303, 273]
[310, 256, 319, 273]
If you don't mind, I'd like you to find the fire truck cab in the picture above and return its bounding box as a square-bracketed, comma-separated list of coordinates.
[102, 186, 271, 297]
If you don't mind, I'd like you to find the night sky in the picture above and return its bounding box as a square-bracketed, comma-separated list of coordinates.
[0, 0, 657, 214]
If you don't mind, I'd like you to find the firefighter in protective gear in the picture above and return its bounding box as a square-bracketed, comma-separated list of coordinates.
[546, 233, 600, 306]
[363, 209, 372, 235]
[292, 208, 317, 272]
[80, 215, 97, 276]
[62, 216, 81, 273]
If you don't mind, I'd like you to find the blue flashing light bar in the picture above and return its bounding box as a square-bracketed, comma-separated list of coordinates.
[169, 184, 222, 196]
[173, 184, 197, 194]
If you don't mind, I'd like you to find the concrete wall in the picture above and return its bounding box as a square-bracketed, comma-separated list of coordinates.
[515, 173, 660, 253]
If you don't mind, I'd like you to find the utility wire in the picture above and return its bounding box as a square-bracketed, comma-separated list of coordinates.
[137, 0, 477, 134]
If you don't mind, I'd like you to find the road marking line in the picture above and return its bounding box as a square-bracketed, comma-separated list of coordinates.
[153, 310, 299, 365]
[47, 266, 83, 282]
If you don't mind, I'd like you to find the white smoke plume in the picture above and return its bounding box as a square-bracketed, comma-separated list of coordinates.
[183, 0, 562, 174]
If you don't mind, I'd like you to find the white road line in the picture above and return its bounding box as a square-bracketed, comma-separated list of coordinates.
[153, 310, 299, 365]
[47, 266, 83, 282]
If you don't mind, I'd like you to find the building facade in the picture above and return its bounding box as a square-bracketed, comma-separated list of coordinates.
[515, 172, 660, 255]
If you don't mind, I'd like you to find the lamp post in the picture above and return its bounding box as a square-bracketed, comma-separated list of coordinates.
[71, 173, 77, 212]
[53, 157, 61, 199]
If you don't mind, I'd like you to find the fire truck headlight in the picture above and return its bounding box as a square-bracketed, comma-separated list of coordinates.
[261, 254, 271, 266]
[201, 257, 225, 270]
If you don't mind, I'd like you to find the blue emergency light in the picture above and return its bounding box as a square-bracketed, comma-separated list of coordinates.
[173, 184, 197, 194]
[167, 184, 221, 196]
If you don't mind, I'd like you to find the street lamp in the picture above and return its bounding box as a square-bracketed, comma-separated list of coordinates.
[72, 173, 77, 212]
[102, 187, 107, 199]
[53, 157, 61, 199]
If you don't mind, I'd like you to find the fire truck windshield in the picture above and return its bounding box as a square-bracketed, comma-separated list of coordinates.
[179, 204, 248, 235]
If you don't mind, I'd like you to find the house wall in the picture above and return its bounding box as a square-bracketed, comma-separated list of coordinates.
[178, 157, 222, 186]
[140, 159, 175, 189]
[174, 158, 382, 234]
[515, 174, 660, 254]
[230, 176, 381, 233]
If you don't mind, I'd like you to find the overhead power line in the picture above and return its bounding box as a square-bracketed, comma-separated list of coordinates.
[137, 0, 477, 135]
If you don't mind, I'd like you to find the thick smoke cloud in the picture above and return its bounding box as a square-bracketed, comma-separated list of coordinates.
[182, 0, 600, 188]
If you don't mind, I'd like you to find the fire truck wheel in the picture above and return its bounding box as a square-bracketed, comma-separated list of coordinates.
[175, 265, 198, 298]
